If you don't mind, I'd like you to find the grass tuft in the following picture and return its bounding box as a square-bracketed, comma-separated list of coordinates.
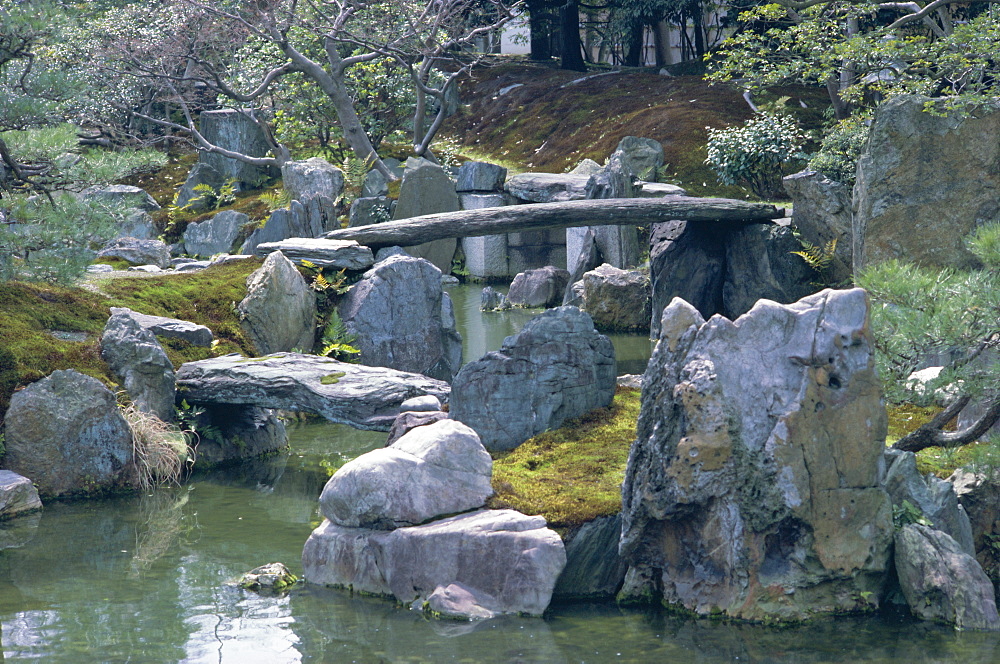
[121, 402, 194, 490]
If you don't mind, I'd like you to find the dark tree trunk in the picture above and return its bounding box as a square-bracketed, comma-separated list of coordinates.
[892, 395, 1000, 452]
[527, 0, 554, 61]
[624, 22, 644, 67]
[559, 1, 586, 72]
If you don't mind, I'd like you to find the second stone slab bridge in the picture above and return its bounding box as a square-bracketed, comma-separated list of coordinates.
[322, 197, 783, 248]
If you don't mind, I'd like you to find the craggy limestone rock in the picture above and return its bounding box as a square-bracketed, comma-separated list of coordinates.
[240, 196, 339, 255]
[319, 420, 492, 529]
[450, 306, 616, 452]
[302, 509, 566, 619]
[581, 264, 650, 332]
[198, 109, 279, 187]
[3, 370, 133, 498]
[338, 254, 462, 382]
[101, 311, 176, 422]
[507, 266, 571, 308]
[853, 95, 1000, 273]
[620, 289, 893, 621]
[504, 173, 590, 203]
[895, 524, 1000, 630]
[237, 251, 316, 354]
[0, 471, 42, 519]
[175, 162, 223, 211]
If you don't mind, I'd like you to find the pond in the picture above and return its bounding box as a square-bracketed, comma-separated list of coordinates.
[1, 285, 998, 662]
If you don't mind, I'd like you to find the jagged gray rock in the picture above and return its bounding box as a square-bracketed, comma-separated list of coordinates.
[0, 471, 42, 519]
[176, 162, 223, 211]
[98, 237, 171, 268]
[319, 420, 492, 529]
[648, 220, 726, 337]
[581, 264, 650, 332]
[480, 286, 511, 312]
[81, 184, 160, 212]
[101, 311, 176, 422]
[237, 251, 316, 354]
[240, 196, 338, 255]
[182, 209, 247, 258]
[504, 173, 590, 203]
[393, 157, 460, 273]
[895, 523, 1000, 630]
[450, 306, 616, 452]
[198, 109, 279, 187]
[553, 514, 627, 600]
[783, 170, 853, 284]
[621, 289, 892, 620]
[108, 307, 213, 347]
[455, 161, 507, 192]
[302, 509, 566, 619]
[507, 266, 570, 308]
[637, 182, 687, 197]
[722, 223, 816, 319]
[2, 370, 133, 497]
[612, 136, 665, 181]
[338, 254, 462, 382]
[187, 404, 288, 466]
[349, 196, 393, 227]
[253, 238, 375, 270]
[385, 410, 449, 446]
[175, 352, 450, 431]
[282, 157, 345, 202]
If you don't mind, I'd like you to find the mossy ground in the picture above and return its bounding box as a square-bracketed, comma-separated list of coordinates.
[487, 386, 640, 535]
[885, 402, 990, 478]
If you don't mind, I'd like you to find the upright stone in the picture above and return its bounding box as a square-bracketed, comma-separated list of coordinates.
[237, 251, 316, 354]
[183, 210, 247, 258]
[723, 223, 816, 319]
[612, 136, 665, 181]
[393, 157, 460, 273]
[507, 266, 570, 308]
[620, 289, 893, 620]
[281, 157, 345, 202]
[175, 162, 223, 211]
[198, 109, 279, 188]
[570, 153, 640, 270]
[460, 193, 509, 279]
[455, 161, 507, 192]
[581, 264, 650, 332]
[783, 170, 853, 284]
[101, 311, 176, 422]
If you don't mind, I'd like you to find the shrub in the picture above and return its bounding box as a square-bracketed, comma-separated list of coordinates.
[808, 115, 870, 185]
[705, 112, 806, 199]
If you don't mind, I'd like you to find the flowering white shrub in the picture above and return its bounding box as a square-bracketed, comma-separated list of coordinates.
[705, 113, 806, 199]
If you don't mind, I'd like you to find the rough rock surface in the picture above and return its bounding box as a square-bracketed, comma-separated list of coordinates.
[319, 420, 492, 529]
[884, 449, 975, 555]
[480, 286, 511, 312]
[182, 210, 247, 258]
[553, 514, 628, 600]
[895, 524, 1000, 630]
[120, 210, 157, 241]
[81, 184, 160, 212]
[0, 471, 42, 519]
[302, 509, 566, 618]
[581, 264, 650, 332]
[189, 404, 288, 466]
[723, 223, 816, 319]
[240, 196, 338, 255]
[783, 170, 853, 284]
[950, 470, 1000, 582]
[108, 307, 213, 347]
[98, 237, 171, 268]
[198, 109, 279, 187]
[392, 157, 460, 273]
[853, 95, 1000, 272]
[612, 136, 664, 181]
[504, 173, 590, 203]
[507, 266, 571, 308]
[175, 162, 223, 211]
[385, 410, 449, 446]
[237, 251, 316, 355]
[637, 182, 687, 198]
[253, 238, 375, 270]
[455, 161, 507, 192]
[450, 306, 616, 452]
[338, 254, 462, 382]
[349, 196, 393, 227]
[3, 370, 133, 497]
[620, 289, 893, 620]
[175, 353, 450, 431]
[282, 157, 345, 202]
[101, 311, 176, 422]
[576, 153, 640, 270]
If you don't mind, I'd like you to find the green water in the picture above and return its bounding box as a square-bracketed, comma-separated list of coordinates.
[1, 285, 999, 661]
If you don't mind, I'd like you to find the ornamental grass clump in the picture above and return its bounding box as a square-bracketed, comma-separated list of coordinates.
[705, 112, 806, 199]
[122, 403, 194, 490]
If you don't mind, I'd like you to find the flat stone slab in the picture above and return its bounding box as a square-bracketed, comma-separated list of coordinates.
[109, 307, 213, 347]
[175, 352, 450, 431]
[504, 173, 590, 203]
[253, 238, 375, 270]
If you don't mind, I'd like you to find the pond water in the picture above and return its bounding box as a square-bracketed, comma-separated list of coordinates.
[1, 285, 998, 662]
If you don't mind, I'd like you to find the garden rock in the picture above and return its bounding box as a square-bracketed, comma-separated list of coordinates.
[175, 352, 450, 431]
[98, 237, 171, 268]
[338, 254, 462, 382]
[319, 419, 493, 529]
[3, 370, 133, 498]
[237, 251, 316, 355]
[884, 449, 975, 555]
[109, 307, 213, 347]
[349, 196, 392, 227]
[0, 471, 42, 519]
[188, 404, 288, 466]
[581, 264, 650, 332]
[569, 158, 603, 176]
[577, 153, 640, 270]
[895, 523, 1000, 630]
[783, 170, 853, 284]
[853, 95, 1000, 272]
[253, 238, 374, 270]
[198, 109, 279, 187]
[507, 266, 570, 308]
[553, 514, 628, 600]
[620, 289, 893, 620]
[949, 469, 1000, 582]
[385, 410, 449, 446]
[504, 173, 590, 203]
[393, 157, 460, 273]
[81, 184, 160, 212]
[121, 210, 157, 240]
[455, 161, 507, 192]
[282, 157, 345, 202]
[183, 210, 247, 258]
[176, 162, 223, 211]
[723, 223, 816, 319]
[480, 286, 511, 312]
[362, 169, 389, 197]
[399, 395, 442, 412]
[302, 508, 566, 619]
[460, 193, 509, 279]
[563, 228, 600, 306]
[612, 136, 664, 181]
[241, 196, 338, 254]
[101, 311, 176, 422]
[450, 306, 616, 452]
[637, 182, 687, 197]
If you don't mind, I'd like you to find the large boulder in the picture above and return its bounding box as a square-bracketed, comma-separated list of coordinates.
[581, 263, 650, 332]
[450, 306, 616, 452]
[281, 157, 345, 202]
[612, 136, 664, 181]
[722, 223, 816, 319]
[80, 184, 160, 212]
[553, 514, 628, 600]
[620, 289, 893, 621]
[2, 370, 134, 498]
[392, 157, 460, 273]
[253, 238, 374, 271]
[108, 307, 213, 347]
[98, 237, 171, 268]
[182, 209, 247, 258]
[101, 311, 176, 422]
[853, 95, 1000, 273]
[198, 109, 279, 187]
[338, 254, 462, 382]
[455, 161, 507, 193]
[188, 404, 288, 467]
[895, 524, 1000, 630]
[319, 420, 492, 529]
[783, 170, 853, 284]
[302, 509, 566, 619]
[507, 266, 570, 308]
[504, 173, 590, 203]
[237, 251, 316, 355]
[240, 196, 338, 255]
[0, 471, 42, 519]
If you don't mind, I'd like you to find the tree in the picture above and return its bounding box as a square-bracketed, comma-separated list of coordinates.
[102, 0, 521, 180]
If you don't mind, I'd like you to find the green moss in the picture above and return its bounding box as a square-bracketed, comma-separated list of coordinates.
[320, 371, 346, 385]
[487, 386, 640, 534]
[93, 256, 133, 270]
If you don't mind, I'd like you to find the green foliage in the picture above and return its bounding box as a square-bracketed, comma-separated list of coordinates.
[258, 188, 291, 212]
[791, 233, 838, 276]
[704, 112, 806, 199]
[807, 115, 870, 185]
[968, 221, 1000, 269]
[318, 310, 360, 362]
[187, 178, 238, 211]
[893, 499, 933, 531]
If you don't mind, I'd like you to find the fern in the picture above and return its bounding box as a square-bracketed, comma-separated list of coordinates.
[319, 310, 360, 362]
[791, 236, 837, 273]
[259, 188, 291, 211]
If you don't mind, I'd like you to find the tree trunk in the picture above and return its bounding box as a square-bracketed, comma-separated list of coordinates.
[323, 196, 782, 248]
[559, 1, 586, 72]
[527, 0, 553, 61]
[892, 395, 1000, 452]
[624, 22, 644, 67]
[654, 20, 672, 67]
